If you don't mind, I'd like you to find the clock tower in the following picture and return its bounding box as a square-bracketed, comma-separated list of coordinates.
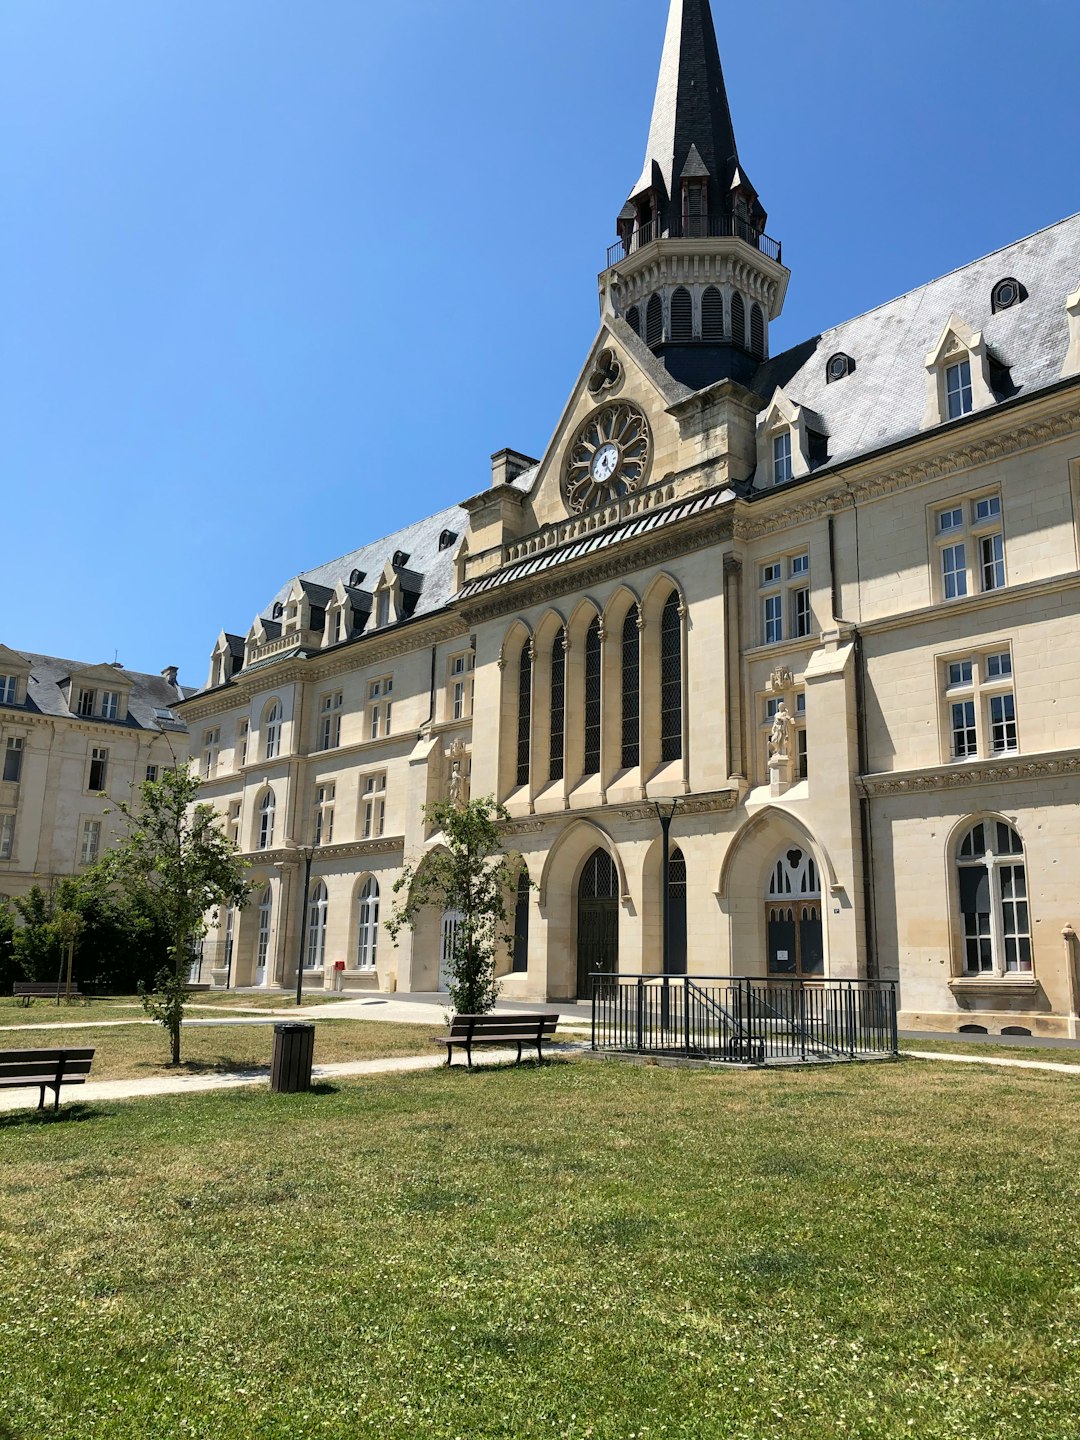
[603, 0, 790, 391]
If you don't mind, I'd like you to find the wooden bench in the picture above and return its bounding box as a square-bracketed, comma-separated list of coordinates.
[433, 1013, 559, 1069]
[0, 1048, 96, 1110]
[12, 982, 84, 1008]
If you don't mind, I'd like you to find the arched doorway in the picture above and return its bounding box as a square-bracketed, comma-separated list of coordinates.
[577, 849, 619, 998]
[765, 847, 824, 976]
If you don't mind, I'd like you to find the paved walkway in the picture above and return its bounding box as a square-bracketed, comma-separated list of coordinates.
[905, 1049, 1080, 1076]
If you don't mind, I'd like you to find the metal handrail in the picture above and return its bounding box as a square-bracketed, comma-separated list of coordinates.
[606, 218, 783, 269]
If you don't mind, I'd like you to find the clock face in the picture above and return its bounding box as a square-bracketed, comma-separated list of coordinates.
[563, 402, 652, 514]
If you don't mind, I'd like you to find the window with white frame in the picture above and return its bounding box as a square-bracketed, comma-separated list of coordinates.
[362, 773, 386, 839]
[100, 690, 121, 721]
[0, 813, 14, 860]
[80, 819, 102, 866]
[449, 652, 475, 721]
[933, 491, 1005, 601]
[88, 747, 108, 792]
[258, 790, 276, 850]
[236, 719, 249, 767]
[942, 649, 1017, 760]
[367, 678, 392, 740]
[314, 783, 335, 846]
[3, 737, 23, 784]
[0, 675, 18, 706]
[376, 590, 391, 628]
[771, 431, 793, 486]
[356, 877, 379, 970]
[228, 800, 241, 847]
[956, 820, 1032, 976]
[306, 882, 328, 969]
[145, 765, 158, 782]
[319, 693, 343, 751]
[201, 727, 220, 779]
[76, 688, 96, 718]
[945, 359, 973, 420]
[264, 702, 282, 760]
[760, 553, 813, 645]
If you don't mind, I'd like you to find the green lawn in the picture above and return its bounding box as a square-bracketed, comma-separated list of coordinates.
[187, 991, 356, 1012]
[0, 1018, 436, 1081]
[0, 995, 144, 1027]
[901, 1036, 1080, 1064]
[1, 1060, 1077, 1439]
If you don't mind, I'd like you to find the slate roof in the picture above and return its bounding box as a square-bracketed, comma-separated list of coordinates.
[750, 211, 1080, 477]
[2, 653, 193, 732]
[261, 501, 469, 628]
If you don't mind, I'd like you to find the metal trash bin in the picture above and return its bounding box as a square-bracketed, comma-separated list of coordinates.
[271, 1022, 315, 1094]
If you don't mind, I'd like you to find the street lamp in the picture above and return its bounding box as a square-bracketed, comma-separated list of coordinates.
[653, 796, 682, 976]
[294, 842, 317, 1008]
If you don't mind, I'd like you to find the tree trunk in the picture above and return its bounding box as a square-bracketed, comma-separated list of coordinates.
[171, 1018, 182, 1066]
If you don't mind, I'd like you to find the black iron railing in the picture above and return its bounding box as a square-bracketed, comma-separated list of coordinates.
[606, 218, 783, 269]
[591, 975, 898, 1064]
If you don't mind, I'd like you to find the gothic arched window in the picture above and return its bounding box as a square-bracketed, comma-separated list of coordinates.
[516, 644, 532, 788]
[957, 821, 1032, 975]
[621, 605, 641, 769]
[549, 628, 566, 782]
[667, 847, 688, 975]
[702, 287, 724, 342]
[730, 292, 746, 349]
[750, 303, 766, 358]
[306, 881, 328, 970]
[513, 868, 530, 973]
[660, 592, 683, 762]
[670, 287, 693, 341]
[584, 617, 602, 775]
[257, 789, 276, 851]
[646, 294, 663, 350]
[356, 877, 379, 971]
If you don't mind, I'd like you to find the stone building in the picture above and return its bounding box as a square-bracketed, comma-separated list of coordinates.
[0, 649, 190, 898]
[177, 0, 1080, 1036]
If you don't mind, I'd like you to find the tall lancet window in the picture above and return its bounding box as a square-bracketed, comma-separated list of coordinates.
[584, 618, 602, 775]
[661, 592, 683, 762]
[516, 645, 532, 787]
[621, 605, 641, 769]
[549, 629, 566, 782]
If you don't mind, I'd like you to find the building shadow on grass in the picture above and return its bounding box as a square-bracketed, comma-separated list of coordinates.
[449, 1056, 573, 1075]
[0, 1102, 107, 1131]
[135, 1058, 271, 1078]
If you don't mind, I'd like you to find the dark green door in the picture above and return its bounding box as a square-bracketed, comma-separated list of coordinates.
[577, 849, 620, 999]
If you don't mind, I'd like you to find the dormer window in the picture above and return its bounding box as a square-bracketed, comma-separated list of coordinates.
[272, 602, 284, 620]
[100, 690, 121, 721]
[438, 530, 457, 551]
[772, 432, 793, 486]
[826, 352, 855, 383]
[991, 278, 1023, 313]
[376, 590, 391, 628]
[349, 569, 365, 586]
[0, 675, 18, 705]
[945, 359, 973, 420]
[76, 688, 95, 718]
[392, 551, 409, 570]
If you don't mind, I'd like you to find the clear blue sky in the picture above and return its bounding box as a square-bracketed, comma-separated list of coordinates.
[2, 0, 1077, 688]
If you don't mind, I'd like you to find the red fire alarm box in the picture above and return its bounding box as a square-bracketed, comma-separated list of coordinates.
[333, 961, 346, 972]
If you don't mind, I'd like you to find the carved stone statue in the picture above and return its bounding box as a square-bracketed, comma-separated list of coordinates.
[769, 700, 792, 759]
[447, 760, 465, 809]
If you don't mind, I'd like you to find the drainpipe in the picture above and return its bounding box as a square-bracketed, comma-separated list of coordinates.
[1064, 926, 1079, 1040]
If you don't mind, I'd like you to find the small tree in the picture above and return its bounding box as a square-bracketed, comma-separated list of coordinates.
[387, 796, 525, 1016]
[102, 767, 250, 1064]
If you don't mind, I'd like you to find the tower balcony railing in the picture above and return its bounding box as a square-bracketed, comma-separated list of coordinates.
[606, 216, 782, 269]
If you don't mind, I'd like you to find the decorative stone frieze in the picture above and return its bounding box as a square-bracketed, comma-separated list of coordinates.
[858, 751, 1080, 799]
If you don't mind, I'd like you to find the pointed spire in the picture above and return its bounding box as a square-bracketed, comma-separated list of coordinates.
[628, 0, 760, 232]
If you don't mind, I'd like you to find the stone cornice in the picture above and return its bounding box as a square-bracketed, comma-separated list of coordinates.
[244, 836, 404, 866]
[733, 396, 1080, 541]
[0, 708, 182, 744]
[857, 570, 1080, 640]
[858, 749, 1080, 799]
[497, 789, 740, 833]
[460, 511, 735, 625]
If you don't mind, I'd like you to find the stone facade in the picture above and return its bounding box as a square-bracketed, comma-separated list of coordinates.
[0, 648, 190, 899]
[177, 0, 1080, 1037]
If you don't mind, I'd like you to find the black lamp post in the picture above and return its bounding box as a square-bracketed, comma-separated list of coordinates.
[294, 843, 316, 1008]
[654, 797, 682, 1037]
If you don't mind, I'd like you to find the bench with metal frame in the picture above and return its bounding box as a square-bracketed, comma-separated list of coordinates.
[433, 1013, 559, 1069]
[0, 1048, 96, 1110]
[12, 982, 85, 1008]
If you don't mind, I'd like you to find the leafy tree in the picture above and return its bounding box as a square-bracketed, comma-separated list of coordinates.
[0, 898, 17, 994]
[387, 796, 526, 1015]
[101, 767, 250, 1064]
[10, 886, 58, 982]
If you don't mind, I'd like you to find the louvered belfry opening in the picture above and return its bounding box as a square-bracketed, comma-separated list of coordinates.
[750, 303, 766, 358]
[626, 305, 640, 337]
[516, 645, 532, 787]
[670, 286, 693, 341]
[584, 618, 602, 775]
[730, 292, 746, 348]
[621, 605, 641, 769]
[645, 294, 664, 350]
[549, 629, 566, 782]
[702, 287, 724, 341]
[661, 592, 683, 762]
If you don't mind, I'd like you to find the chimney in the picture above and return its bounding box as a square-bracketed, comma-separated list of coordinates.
[161, 665, 179, 690]
[490, 448, 538, 488]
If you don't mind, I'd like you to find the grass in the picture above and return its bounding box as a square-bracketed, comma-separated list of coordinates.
[0, 1019, 436, 1082]
[187, 992, 356, 1011]
[1, 1060, 1078, 1439]
[901, 1037, 1080, 1064]
[0, 995, 146, 1027]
